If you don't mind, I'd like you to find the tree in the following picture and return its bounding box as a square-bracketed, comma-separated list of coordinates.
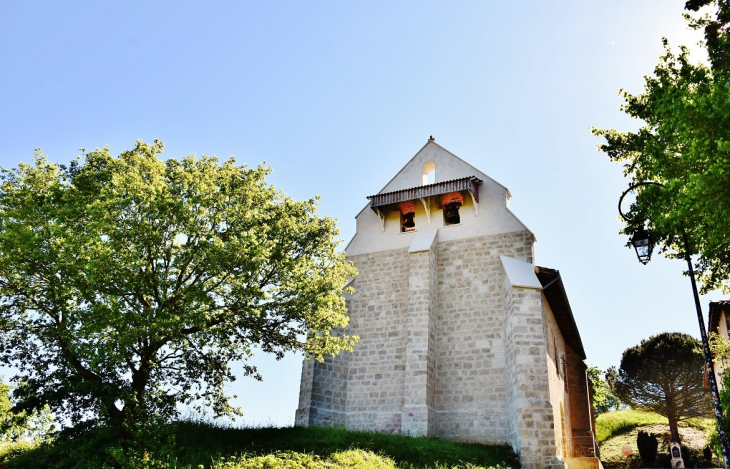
[0, 140, 357, 439]
[591, 1, 730, 294]
[607, 332, 711, 443]
[586, 365, 621, 416]
[684, 0, 730, 72]
[0, 379, 54, 443]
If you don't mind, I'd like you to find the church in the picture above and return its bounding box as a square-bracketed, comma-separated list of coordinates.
[295, 139, 600, 469]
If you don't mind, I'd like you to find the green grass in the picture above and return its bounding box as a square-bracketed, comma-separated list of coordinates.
[208, 450, 399, 469]
[595, 409, 716, 443]
[596, 410, 717, 468]
[2, 421, 518, 469]
[683, 417, 716, 434]
[172, 423, 516, 469]
[207, 449, 481, 469]
[595, 410, 669, 443]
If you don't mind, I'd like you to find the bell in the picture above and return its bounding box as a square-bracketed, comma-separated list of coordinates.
[402, 212, 415, 230]
[444, 203, 461, 225]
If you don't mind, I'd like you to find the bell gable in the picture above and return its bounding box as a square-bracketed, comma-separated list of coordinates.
[345, 139, 534, 256]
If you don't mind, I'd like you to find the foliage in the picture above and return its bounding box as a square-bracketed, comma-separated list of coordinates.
[591, 1, 730, 294]
[0, 379, 54, 443]
[587, 365, 621, 416]
[708, 331, 730, 458]
[0, 439, 41, 465]
[607, 333, 711, 443]
[709, 332, 730, 369]
[637, 430, 658, 462]
[684, 0, 730, 72]
[2, 421, 519, 469]
[0, 140, 357, 442]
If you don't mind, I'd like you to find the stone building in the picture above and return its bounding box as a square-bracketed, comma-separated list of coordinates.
[295, 139, 600, 469]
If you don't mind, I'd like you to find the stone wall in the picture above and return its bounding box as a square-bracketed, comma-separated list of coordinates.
[296, 247, 413, 430]
[504, 278, 563, 469]
[432, 232, 532, 443]
[295, 298, 352, 427]
[402, 240, 438, 436]
[296, 229, 565, 468]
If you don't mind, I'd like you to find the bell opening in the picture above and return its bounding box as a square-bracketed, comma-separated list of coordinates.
[401, 211, 416, 232]
[444, 202, 461, 226]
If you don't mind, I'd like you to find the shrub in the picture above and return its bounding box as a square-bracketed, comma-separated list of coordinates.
[636, 431, 658, 462]
[704, 445, 713, 461]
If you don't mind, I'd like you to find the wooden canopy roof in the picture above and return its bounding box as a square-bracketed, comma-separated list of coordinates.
[367, 176, 482, 211]
[535, 266, 587, 360]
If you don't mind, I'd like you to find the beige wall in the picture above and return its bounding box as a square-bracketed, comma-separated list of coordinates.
[543, 296, 571, 458]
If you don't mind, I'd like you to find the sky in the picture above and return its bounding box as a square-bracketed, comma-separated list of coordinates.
[1, 1, 726, 427]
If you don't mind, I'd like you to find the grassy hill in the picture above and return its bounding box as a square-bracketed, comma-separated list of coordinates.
[1, 421, 519, 469]
[595, 410, 717, 468]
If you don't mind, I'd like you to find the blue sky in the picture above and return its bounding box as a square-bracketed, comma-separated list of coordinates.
[1, 1, 724, 426]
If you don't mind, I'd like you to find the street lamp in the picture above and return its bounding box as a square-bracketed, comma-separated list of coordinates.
[619, 182, 730, 468]
[629, 227, 651, 265]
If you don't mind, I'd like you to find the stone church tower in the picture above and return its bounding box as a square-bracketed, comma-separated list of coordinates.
[296, 140, 600, 469]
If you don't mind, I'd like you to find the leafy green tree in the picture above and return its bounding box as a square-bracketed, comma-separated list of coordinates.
[684, 0, 730, 72]
[0, 379, 54, 442]
[608, 332, 711, 443]
[586, 365, 621, 416]
[591, 1, 730, 294]
[0, 140, 357, 440]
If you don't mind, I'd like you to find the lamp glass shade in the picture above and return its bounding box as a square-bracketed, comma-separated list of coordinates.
[631, 228, 651, 264]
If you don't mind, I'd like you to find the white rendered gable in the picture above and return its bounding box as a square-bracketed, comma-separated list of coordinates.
[345, 141, 534, 256]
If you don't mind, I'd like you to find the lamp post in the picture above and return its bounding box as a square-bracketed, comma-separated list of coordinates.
[618, 182, 730, 468]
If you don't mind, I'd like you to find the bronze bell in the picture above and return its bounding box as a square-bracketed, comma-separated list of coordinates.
[402, 212, 415, 230]
[444, 203, 461, 225]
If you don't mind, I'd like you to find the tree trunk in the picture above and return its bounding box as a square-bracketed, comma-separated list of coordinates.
[666, 394, 682, 444]
[669, 417, 682, 444]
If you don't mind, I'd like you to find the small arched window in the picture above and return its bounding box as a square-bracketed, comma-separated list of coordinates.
[422, 162, 435, 185]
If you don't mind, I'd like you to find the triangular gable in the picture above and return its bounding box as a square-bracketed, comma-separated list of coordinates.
[352, 140, 513, 220]
[375, 140, 511, 196]
[344, 139, 536, 255]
